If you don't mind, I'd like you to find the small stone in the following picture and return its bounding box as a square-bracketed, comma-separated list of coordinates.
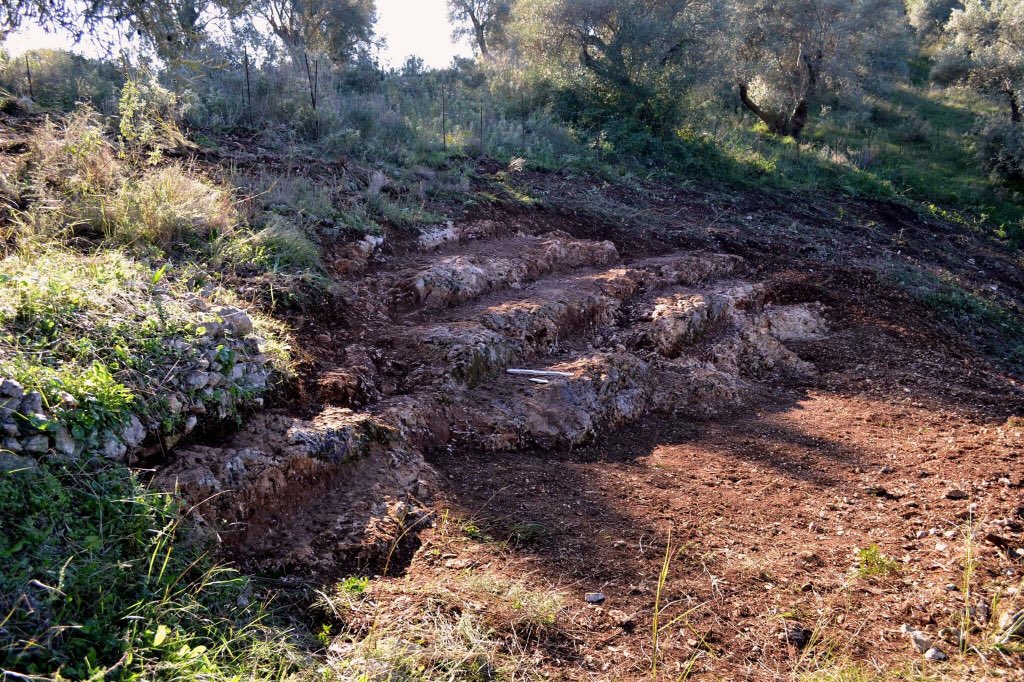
[121, 415, 146, 448]
[216, 306, 254, 337]
[608, 609, 635, 629]
[945, 489, 969, 500]
[184, 415, 198, 434]
[54, 427, 76, 457]
[100, 433, 128, 460]
[0, 378, 25, 398]
[935, 542, 948, 552]
[317, 333, 332, 344]
[900, 624, 932, 654]
[19, 391, 43, 415]
[58, 391, 78, 408]
[167, 394, 184, 414]
[585, 592, 606, 604]
[0, 450, 37, 471]
[443, 558, 473, 570]
[23, 435, 48, 453]
[783, 623, 812, 649]
[924, 647, 947, 662]
[3, 437, 22, 452]
[187, 371, 210, 389]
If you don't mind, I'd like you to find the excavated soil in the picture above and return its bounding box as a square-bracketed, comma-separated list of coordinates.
[157, 182, 1024, 679]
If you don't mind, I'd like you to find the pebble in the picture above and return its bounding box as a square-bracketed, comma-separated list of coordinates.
[216, 306, 254, 337]
[783, 623, 812, 649]
[899, 624, 932, 653]
[0, 378, 25, 398]
[585, 592, 606, 605]
[924, 647, 948, 662]
[945, 489, 969, 500]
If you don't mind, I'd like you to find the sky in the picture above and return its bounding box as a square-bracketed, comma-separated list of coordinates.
[2, 0, 472, 69]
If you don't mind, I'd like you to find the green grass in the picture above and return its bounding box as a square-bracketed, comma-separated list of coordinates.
[0, 247, 290, 450]
[886, 264, 1024, 373]
[0, 456, 307, 679]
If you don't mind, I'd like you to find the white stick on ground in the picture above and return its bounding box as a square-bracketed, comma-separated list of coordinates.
[507, 369, 574, 378]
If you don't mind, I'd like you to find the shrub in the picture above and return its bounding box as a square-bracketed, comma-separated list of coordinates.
[117, 76, 190, 159]
[976, 119, 1024, 181]
[23, 107, 120, 199]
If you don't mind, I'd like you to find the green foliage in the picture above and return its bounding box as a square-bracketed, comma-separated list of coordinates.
[854, 545, 901, 577]
[338, 575, 370, 595]
[0, 456, 305, 679]
[219, 216, 322, 272]
[0, 49, 123, 113]
[976, 118, 1024, 181]
[117, 76, 189, 159]
[0, 248, 289, 447]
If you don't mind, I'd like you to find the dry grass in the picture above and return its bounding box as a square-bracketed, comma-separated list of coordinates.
[320, 566, 567, 681]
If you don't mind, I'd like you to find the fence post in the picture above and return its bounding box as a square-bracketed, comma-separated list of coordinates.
[521, 90, 526, 154]
[24, 54, 33, 100]
[304, 52, 319, 136]
[243, 46, 252, 116]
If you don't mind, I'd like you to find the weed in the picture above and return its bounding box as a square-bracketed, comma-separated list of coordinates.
[461, 520, 493, 542]
[339, 576, 370, 595]
[506, 521, 547, 547]
[323, 568, 566, 680]
[108, 164, 234, 250]
[217, 215, 321, 272]
[854, 545, 901, 578]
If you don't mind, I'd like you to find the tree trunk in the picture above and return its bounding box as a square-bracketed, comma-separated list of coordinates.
[473, 20, 489, 57]
[1009, 88, 1022, 125]
[738, 83, 808, 138]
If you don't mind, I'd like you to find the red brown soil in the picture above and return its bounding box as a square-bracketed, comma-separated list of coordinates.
[322, 181, 1024, 679]
[416, 265, 1023, 679]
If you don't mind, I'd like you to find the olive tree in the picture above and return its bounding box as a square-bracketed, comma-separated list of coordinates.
[907, 0, 962, 42]
[729, 0, 911, 138]
[252, 0, 376, 62]
[507, 0, 723, 131]
[0, 0, 240, 60]
[447, 0, 511, 57]
[932, 0, 1023, 124]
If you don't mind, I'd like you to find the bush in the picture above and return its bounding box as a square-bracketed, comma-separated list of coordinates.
[976, 119, 1024, 181]
[23, 107, 120, 200]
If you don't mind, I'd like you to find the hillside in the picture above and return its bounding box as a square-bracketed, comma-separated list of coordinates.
[2, 0, 1024, 674]
[1, 91, 1022, 679]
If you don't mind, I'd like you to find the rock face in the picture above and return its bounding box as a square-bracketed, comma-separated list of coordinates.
[157, 227, 831, 578]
